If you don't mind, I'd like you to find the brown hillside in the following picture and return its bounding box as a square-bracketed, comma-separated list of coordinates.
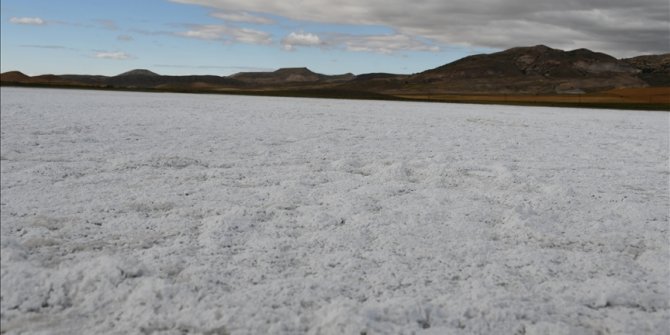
[623, 54, 670, 86]
[396, 45, 646, 94]
[231, 67, 354, 86]
[0, 71, 31, 82]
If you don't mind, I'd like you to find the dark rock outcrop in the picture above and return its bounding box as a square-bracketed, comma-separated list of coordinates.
[623, 54, 670, 86]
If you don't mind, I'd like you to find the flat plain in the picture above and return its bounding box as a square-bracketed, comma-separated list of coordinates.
[1, 87, 668, 334]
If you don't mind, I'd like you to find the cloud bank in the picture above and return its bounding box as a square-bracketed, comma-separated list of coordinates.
[281, 32, 322, 50]
[95, 51, 132, 60]
[335, 34, 440, 54]
[177, 24, 272, 44]
[211, 11, 274, 24]
[170, 0, 670, 56]
[9, 17, 45, 25]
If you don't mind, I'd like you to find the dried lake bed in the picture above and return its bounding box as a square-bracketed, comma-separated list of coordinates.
[1, 87, 668, 334]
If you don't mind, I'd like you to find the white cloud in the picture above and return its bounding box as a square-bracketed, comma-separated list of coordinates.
[169, 0, 670, 56]
[234, 28, 272, 44]
[338, 34, 440, 54]
[20, 44, 69, 49]
[95, 51, 132, 60]
[179, 26, 223, 40]
[281, 32, 322, 51]
[177, 24, 272, 44]
[279, 32, 438, 54]
[211, 11, 274, 24]
[9, 17, 45, 25]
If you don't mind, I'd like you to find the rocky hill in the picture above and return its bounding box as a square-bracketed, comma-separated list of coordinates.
[15, 69, 243, 90]
[1, 71, 77, 85]
[2, 46, 668, 97]
[383, 45, 648, 94]
[116, 69, 160, 77]
[623, 54, 670, 86]
[231, 67, 354, 86]
[0, 71, 31, 82]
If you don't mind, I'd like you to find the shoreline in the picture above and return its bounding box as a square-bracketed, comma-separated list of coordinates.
[2, 82, 668, 111]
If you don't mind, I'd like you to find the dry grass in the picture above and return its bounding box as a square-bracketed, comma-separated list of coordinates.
[397, 87, 670, 106]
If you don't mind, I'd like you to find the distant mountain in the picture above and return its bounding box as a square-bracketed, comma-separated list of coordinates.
[379, 45, 648, 94]
[2, 46, 668, 99]
[105, 69, 242, 89]
[0, 71, 77, 85]
[0, 71, 31, 81]
[58, 74, 109, 86]
[231, 67, 354, 86]
[117, 69, 160, 77]
[334, 73, 409, 92]
[39, 69, 242, 90]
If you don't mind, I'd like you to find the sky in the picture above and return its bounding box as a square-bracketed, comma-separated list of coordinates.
[1, 0, 668, 76]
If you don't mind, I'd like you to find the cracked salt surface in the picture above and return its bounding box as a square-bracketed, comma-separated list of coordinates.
[1, 87, 668, 334]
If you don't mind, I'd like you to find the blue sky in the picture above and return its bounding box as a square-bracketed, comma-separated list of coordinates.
[1, 0, 667, 76]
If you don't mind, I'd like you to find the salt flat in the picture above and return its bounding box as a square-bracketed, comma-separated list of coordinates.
[1, 87, 668, 334]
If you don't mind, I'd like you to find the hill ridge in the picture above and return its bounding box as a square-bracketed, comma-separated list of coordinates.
[116, 69, 160, 77]
[2, 45, 668, 97]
